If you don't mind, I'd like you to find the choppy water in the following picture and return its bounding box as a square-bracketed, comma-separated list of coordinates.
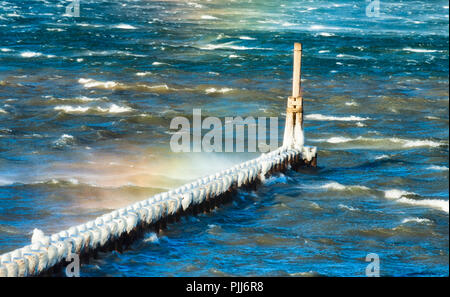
[0, 0, 448, 276]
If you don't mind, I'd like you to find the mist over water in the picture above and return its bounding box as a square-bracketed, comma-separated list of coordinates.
[0, 0, 448, 276]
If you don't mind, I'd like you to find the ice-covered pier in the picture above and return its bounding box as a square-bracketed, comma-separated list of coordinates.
[0, 43, 317, 277]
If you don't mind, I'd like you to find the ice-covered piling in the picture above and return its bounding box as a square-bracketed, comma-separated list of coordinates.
[0, 43, 318, 277]
[0, 146, 316, 277]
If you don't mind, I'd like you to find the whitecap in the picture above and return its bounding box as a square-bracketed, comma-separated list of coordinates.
[319, 182, 369, 191]
[187, 2, 203, 8]
[401, 217, 432, 224]
[403, 48, 438, 53]
[136, 72, 151, 76]
[6, 12, 21, 17]
[385, 189, 414, 199]
[338, 204, 359, 211]
[144, 232, 159, 243]
[201, 15, 218, 20]
[281, 22, 297, 27]
[345, 101, 359, 106]
[78, 78, 118, 89]
[375, 154, 389, 160]
[311, 136, 443, 148]
[390, 138, 442, 148]
[205, 87, 233, 94]
[199, 42, 272, 51]
[54, 105, 89, 113]
[397, 198, 449, 213]
[384, 189, 448, 213]
[114, 24, 137, 30]
[427, 165, 449, 171]
[137, 84, 169, 90]
[305, 114, 370, 121]
[239, 36, 256, 40]
[96, 104, 133, 113]
[46, 28, 65, 32]
[323, 136, 354, 144]
[54, 134, 75, 147]
[318, 32, 335, 37]
[20, 51, 42, 58]
[55, 104, 132, 114]
[264, 174, 288, 186]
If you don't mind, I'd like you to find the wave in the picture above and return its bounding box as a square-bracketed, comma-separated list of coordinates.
[318, 32, 335, 37]
[311, 136, 444, 148]
[113, 24, 137, 30]
[384, 189, 449, 213]
[43, 95, 103, 103]
[403, 48, 438, 53]
[79, 78, 118, 89]
[80, 50, 146, 57]
[338, 204, 359, 211]
[54, 134, 75, 147]
[198, 41, 273, 51]
[395, 138, 443, 148]
[77, 23, 104, 28]
[46, 28, 66, 32]
[426, 165, 449, 171]
[239, 36, 256, 40]
[305, 114, 370, 121]
[187, 2, 203, 8]
[401, 217, 432, 224]
[375, 154, 390, 160]
[201, 15, 219, 20]
[54, 104, 133, 114]
[20, 51, 42, 58]
[318, 182, 369, 191]
[205, 87, 233, 94]
[345, 101, 359, 106]
[263, 174, 288, 186]
[143, 232, 160, 243]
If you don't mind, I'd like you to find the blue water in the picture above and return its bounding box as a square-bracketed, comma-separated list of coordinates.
[0, 0, 448, 276]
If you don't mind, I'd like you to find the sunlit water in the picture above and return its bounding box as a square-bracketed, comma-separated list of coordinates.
[0, 0, 448, 276]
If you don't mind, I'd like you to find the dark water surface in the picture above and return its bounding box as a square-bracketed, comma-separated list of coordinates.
[0, 0, 448, 276]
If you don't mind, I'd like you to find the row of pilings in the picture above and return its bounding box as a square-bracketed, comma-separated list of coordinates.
[0, 146, 316, 277]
